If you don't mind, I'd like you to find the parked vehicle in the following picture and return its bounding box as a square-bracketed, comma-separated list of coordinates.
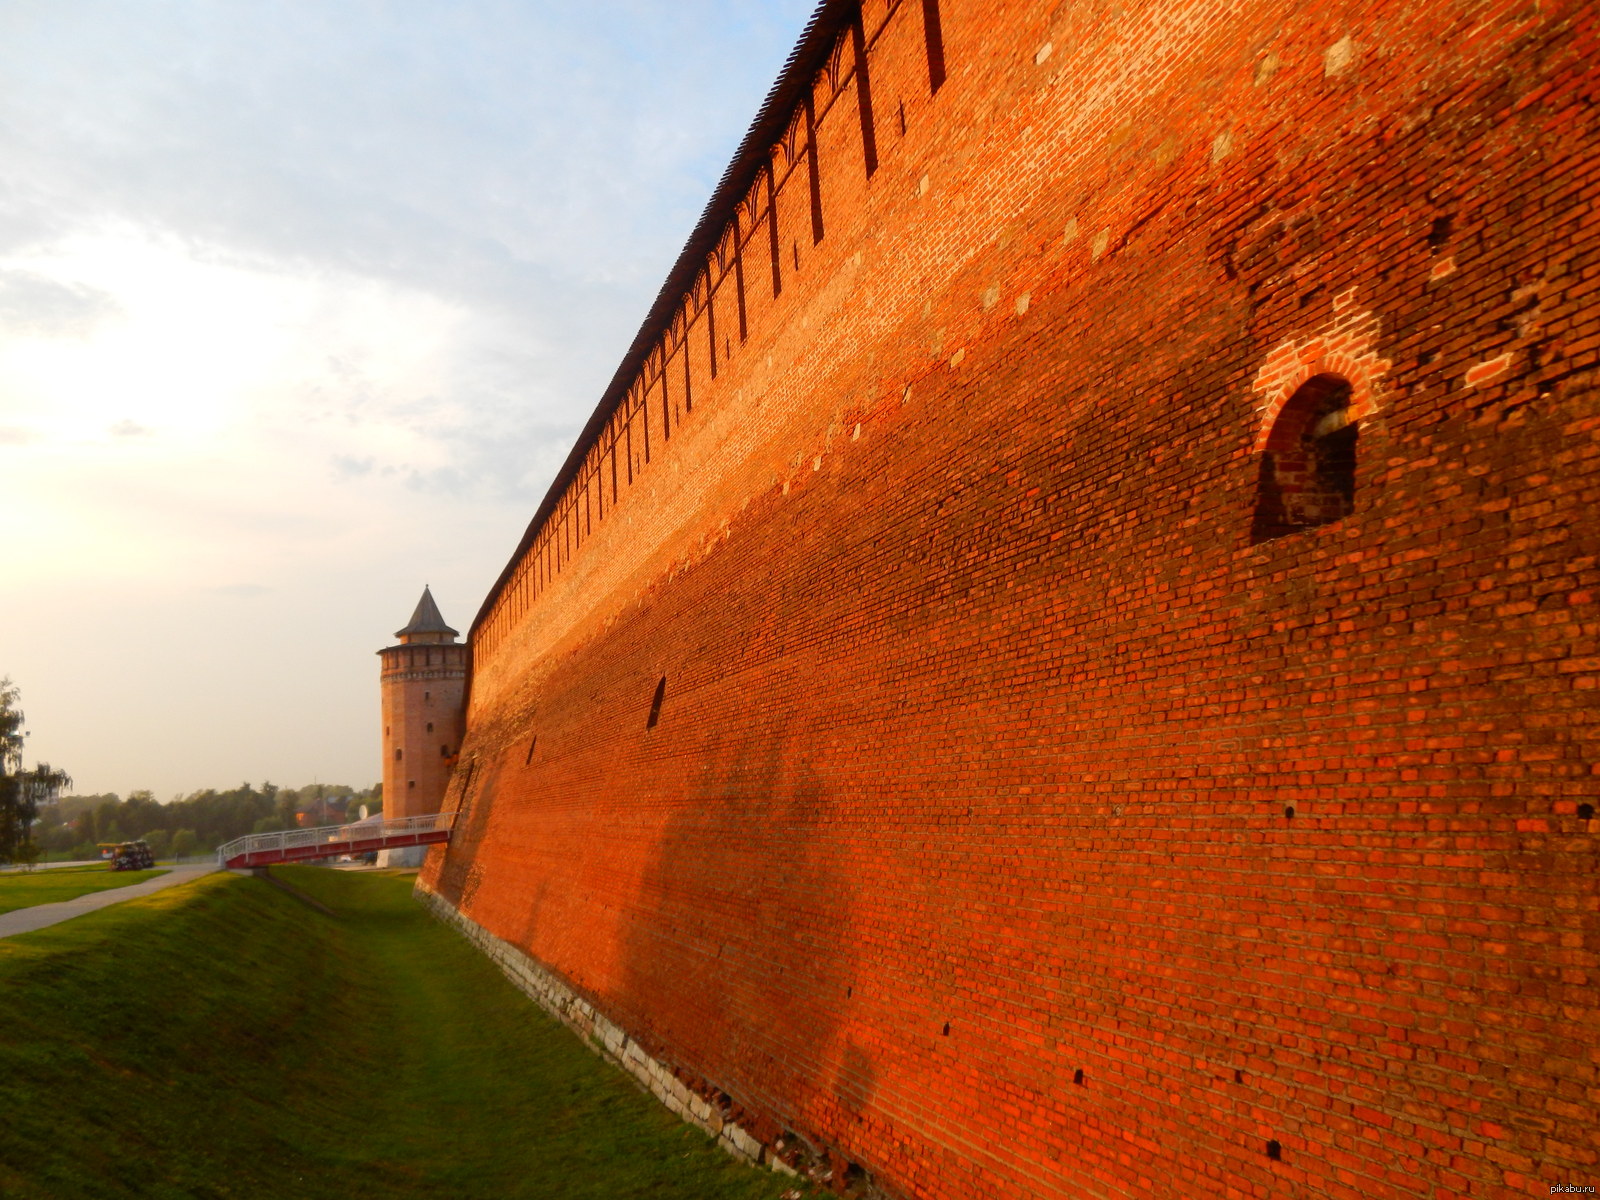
[109, 841, 155, 871]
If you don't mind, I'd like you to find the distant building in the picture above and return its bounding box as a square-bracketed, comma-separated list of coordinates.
[376, 587, 466, 866]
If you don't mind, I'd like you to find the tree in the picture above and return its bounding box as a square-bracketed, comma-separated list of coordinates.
[274, 787, 297, 830]
[0, 679, 72, 865]
[14, 762, 71, 857]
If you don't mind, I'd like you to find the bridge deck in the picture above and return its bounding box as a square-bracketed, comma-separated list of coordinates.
[218, 813, 455, 870]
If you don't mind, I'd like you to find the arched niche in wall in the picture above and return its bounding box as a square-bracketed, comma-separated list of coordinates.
[1251, 373, 1358, 543]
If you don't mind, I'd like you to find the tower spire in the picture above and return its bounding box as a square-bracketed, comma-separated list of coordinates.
[396, 585, 458, 642]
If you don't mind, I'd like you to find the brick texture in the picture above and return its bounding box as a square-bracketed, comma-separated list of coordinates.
[420, 1, 1600, 1196]
[379, 640, 467, 820]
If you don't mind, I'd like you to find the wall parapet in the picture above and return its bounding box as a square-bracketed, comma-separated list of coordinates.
[470, 0, 943, 679]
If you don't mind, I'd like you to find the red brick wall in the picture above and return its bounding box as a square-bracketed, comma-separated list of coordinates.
[422, 0, 1600, 1195]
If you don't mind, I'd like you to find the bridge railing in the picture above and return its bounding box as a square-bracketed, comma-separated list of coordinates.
[216, 812, 456, 867]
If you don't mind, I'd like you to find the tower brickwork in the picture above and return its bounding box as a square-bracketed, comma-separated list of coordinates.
[378, 587, 467, 823]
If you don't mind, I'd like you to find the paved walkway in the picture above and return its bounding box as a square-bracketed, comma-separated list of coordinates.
[0, 864, 219, 939]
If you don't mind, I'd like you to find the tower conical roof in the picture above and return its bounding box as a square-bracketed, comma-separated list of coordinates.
[396, 586, 458, 640]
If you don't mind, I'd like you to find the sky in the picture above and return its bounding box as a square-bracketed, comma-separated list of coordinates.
[0, 0, 817, 800]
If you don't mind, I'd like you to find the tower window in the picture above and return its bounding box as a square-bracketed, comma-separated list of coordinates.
[647, 676, 667, 730]
[426, 722, 433, 733]
[408, 780, 416, 789]
[440, 745, 449, 757]
[394, 748, 402, 762]
[1252, 374, 1358, 543]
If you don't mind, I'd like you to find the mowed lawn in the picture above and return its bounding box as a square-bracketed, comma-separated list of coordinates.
[0, 864, 168, 914]
[0, 868, 821, 1200]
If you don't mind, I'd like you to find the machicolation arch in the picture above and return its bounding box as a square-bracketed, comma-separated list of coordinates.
[1250, 373, 1357, 543]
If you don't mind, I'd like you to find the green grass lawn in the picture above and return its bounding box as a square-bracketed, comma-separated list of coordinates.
[0, 867, 821, 1200]
[0, 865, 168, 914]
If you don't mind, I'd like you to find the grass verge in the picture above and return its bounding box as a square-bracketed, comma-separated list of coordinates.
[0, 866, 168, 914]
[0, 867, 820, 1200]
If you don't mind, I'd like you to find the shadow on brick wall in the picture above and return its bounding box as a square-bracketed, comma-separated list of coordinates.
[619, 717, 870, 1160]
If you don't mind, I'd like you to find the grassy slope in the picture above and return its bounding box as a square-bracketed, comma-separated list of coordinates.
[0, 868, 819, 1200]
[0, 866, 168, 914]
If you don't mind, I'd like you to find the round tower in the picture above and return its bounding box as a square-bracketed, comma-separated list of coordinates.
[378, 587, 467, 840]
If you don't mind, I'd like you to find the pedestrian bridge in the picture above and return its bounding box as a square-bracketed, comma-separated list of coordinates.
[217, 812, 455, 870]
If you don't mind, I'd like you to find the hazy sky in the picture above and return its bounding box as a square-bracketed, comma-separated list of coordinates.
[1, 0, 816, 799]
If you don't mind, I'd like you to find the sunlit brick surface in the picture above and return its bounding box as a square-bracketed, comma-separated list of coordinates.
[422, 2, 1599, 1195]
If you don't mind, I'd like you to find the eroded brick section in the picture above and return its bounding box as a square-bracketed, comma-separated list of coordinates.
[422, 1, 1600, 1197]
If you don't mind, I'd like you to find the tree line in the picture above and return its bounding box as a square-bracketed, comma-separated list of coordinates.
[36, 782, 382, 862]
[1, 677, 381, 864]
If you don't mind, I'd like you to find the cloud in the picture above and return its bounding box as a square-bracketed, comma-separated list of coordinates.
[0, 268, 119, 336]
[109, 419, 152, 438]
[331, 455, 374, 478]
[0, 4, 811, 306]
[0, 2, 818, 508]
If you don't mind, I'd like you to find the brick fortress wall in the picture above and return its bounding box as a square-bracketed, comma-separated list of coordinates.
[420, 1, 1599, 1196]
